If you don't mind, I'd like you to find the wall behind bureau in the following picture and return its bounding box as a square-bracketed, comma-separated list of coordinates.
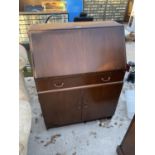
[84, 0, 129, 22]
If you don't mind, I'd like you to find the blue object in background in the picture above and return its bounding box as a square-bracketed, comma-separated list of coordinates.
[66, 0, 83, 22]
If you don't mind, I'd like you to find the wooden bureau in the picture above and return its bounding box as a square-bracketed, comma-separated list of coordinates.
[29, 21, 127, 129]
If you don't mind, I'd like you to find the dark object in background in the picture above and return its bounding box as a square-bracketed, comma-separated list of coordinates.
[74, 12, 93, 22]
[20, 43, 30, 52]
[24, 5, 43, 12]
[80, 12, 87, 17]
[45, 15, 53, 23]
[29, 21, 126, 129]
[117, 115, 135, 155]
[127, 61, 135, 83]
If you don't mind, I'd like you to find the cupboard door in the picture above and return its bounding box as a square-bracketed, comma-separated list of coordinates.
[38, 89, 82, 128]
[82, 82, 123, 121]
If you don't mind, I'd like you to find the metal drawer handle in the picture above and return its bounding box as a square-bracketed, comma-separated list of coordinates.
[54, 82, 64, 88]
[101, 77, 111, 82]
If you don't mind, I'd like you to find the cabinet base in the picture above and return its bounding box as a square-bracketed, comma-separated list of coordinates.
[46, 116, 113, 129]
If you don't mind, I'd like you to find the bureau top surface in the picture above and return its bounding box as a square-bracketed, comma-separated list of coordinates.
[29, 21, 122, 32]
[29, 21, 126, 78]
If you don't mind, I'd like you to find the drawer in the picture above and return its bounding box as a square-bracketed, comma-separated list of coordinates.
[35, 70, 125, 92]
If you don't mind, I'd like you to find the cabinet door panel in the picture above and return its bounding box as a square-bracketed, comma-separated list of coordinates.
[82, 82, 123, 121]
[38, 89, 82, 128]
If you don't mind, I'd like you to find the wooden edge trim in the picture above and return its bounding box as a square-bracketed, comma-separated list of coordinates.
[38, 81, 123, 94]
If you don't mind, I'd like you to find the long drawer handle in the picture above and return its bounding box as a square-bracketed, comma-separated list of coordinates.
[54, 82, 64, 88]
[101, 76, 111, 82]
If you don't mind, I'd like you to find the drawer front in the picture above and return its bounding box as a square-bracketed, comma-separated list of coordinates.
[35, 70, 125, 92]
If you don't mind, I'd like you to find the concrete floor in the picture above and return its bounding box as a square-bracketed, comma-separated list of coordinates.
[26, 41, 135, 155]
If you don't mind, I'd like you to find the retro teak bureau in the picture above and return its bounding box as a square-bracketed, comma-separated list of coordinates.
[29, 21, 127, 129]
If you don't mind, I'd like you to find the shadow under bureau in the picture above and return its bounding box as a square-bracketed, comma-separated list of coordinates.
[29, 21, 127, 129]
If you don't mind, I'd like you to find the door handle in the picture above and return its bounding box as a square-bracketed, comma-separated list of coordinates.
[54, 82, 64, 88]
[101, 76, 111, 82]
